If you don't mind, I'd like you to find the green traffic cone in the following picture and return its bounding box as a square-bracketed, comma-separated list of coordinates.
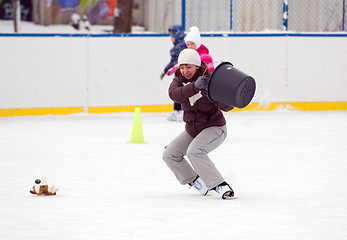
[128, 107, 146, 143]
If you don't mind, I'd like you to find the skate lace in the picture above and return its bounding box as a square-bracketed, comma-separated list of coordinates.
[216, 185, 231, 195]
[188, 179, 202, 191]
[193, 180, 203, 190]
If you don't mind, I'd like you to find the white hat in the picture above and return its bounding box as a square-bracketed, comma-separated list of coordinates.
[178, 49, 201, 67]
[185, 26, 201, 49]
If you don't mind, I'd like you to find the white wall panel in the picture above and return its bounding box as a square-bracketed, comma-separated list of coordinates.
[0, 37, 88, 108]
[287, 37, 347, 101]
[88, 37, 173, 106]
[204, 36, 288, 105]
[0, 35, 346, 110]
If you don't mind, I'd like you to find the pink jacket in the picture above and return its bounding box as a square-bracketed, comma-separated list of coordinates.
[197, 44, 214, 72]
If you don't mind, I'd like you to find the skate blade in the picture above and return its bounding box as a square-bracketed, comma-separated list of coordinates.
[222, 191, 235, 199]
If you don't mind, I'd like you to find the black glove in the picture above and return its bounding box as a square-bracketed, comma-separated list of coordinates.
[193, 75, 209, 90]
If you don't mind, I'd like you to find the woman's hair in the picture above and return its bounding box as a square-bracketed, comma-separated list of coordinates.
[174, 61, 211, 77]
[198, 62, 211, 77]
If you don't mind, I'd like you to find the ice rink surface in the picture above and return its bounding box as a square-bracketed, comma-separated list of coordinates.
[1, 110, 347, 240]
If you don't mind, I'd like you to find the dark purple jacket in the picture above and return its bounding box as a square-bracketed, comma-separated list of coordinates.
[169, 66, 234, 137]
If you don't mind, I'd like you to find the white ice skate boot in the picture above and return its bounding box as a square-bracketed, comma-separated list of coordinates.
[189, 177, 208, 196]
[167, 110, 183, 122]
[214, 182, 234, 199]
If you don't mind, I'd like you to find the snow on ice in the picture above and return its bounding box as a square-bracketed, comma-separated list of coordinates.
[0, 111, 347, 240]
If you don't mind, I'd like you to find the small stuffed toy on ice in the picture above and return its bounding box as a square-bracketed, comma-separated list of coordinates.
[30, 178, 59, 196]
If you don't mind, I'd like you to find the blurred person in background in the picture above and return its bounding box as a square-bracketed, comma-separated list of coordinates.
[160, 25, 187, 122]
[185, 26, 214, 72]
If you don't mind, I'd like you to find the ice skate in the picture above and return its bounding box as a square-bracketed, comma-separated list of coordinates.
[189, 177, 208, 196]
[214, 182, 234, 199]
[167, 110, 183, 122]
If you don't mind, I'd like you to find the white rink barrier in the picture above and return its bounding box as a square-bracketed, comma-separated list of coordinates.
[0, 33, 346, 116]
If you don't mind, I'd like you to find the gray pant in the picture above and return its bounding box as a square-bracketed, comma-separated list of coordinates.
[162, 125, 227, 189]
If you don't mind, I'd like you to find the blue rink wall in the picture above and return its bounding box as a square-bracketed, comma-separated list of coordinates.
[0, 33, 346, 116]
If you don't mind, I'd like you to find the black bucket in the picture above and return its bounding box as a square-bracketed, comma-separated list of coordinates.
[207, 62, 256, 108]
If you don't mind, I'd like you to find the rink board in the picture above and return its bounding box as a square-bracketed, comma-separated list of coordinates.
[0, 33, 346, 116]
